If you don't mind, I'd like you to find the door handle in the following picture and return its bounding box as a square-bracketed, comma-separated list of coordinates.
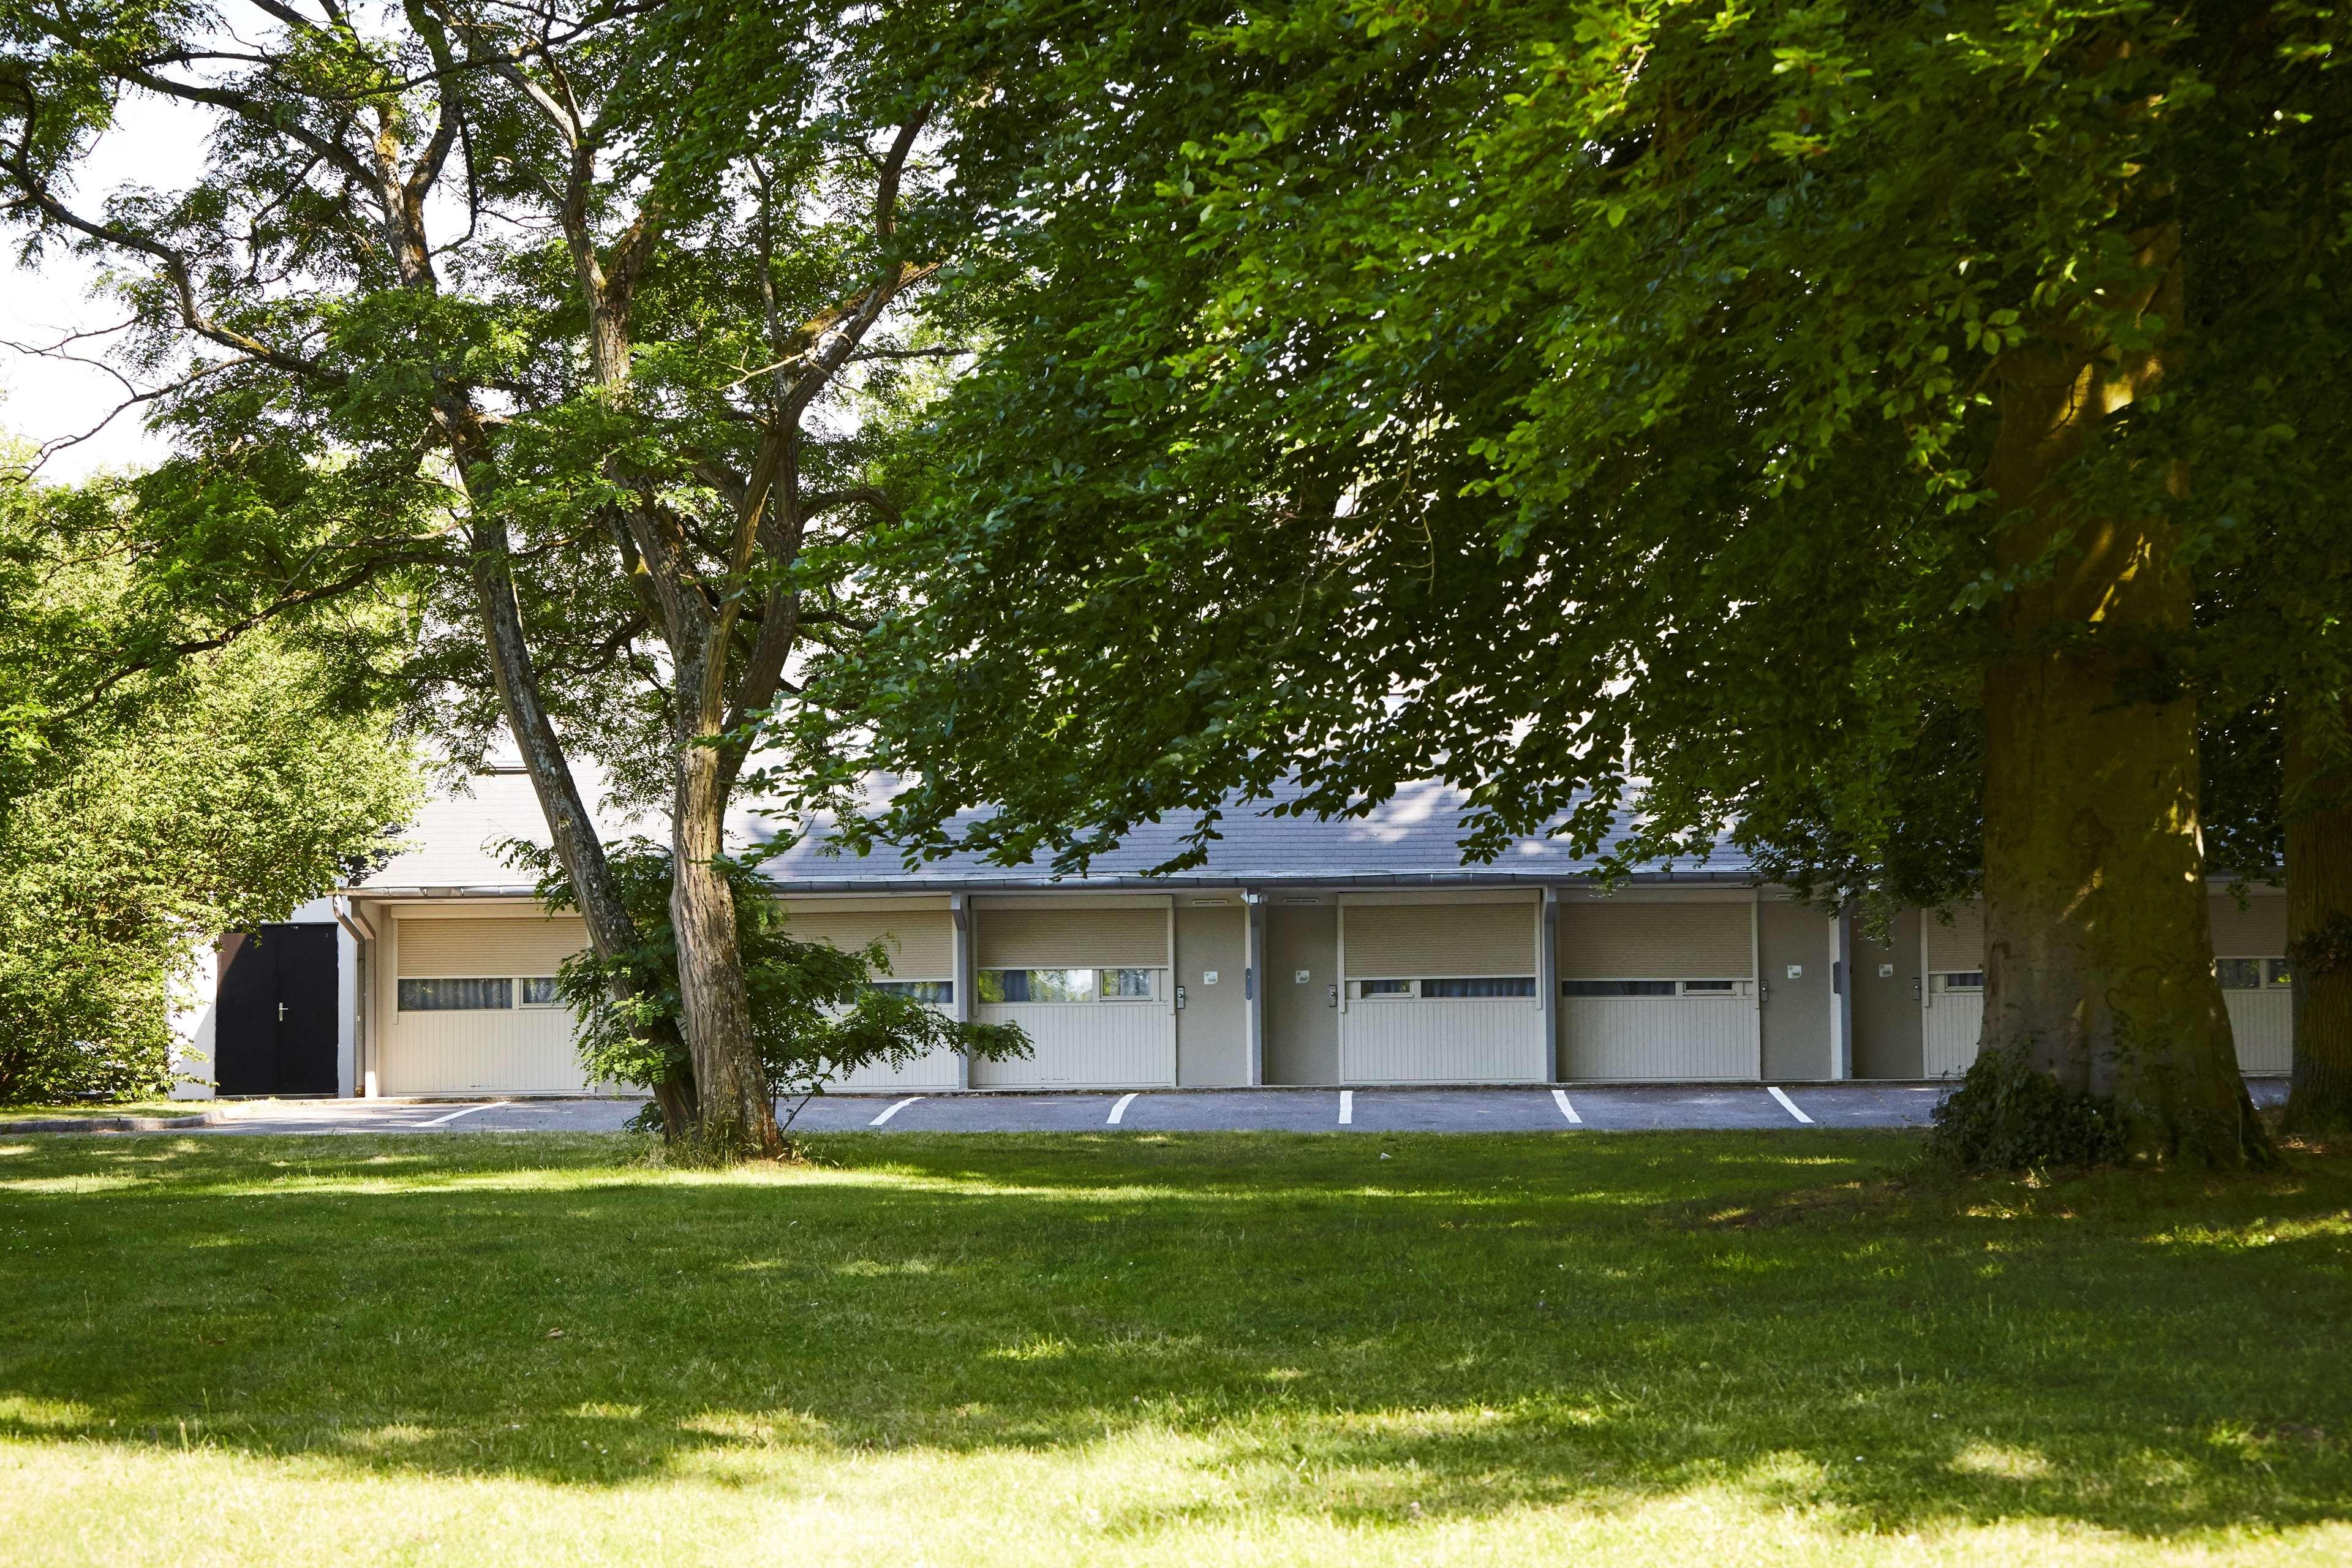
[277, 1002, 288, 1022]
[1759, 982, 1770, 1006]
[1175, 986, 1186, 1011]
[1328, 984, 1338, 1009]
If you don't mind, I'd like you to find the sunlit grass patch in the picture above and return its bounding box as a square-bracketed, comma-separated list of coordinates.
[1, 1129, 2348, 1564]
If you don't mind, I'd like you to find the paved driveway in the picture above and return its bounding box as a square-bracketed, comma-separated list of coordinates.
[53, 1076, 2286, 1137]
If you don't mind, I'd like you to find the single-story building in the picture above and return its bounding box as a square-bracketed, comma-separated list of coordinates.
[170, 771, 2295, 1098]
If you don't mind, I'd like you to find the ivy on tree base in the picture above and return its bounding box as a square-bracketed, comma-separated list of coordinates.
[1927, 1047, 2129, 1174]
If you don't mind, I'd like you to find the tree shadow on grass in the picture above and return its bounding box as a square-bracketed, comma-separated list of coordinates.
[1, 1129, 2348, 1540]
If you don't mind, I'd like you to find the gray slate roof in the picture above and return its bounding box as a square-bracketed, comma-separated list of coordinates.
[354, 770, 1756, 895]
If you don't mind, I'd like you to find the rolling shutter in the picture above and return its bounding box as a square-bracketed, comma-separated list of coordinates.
[1921, 902, 1984, 972]
[1558, 901, 1753, 979]
[977, 905, 1168, 968]
[397, 916, 588, 976]
[1343, 902, 1535, 978]
[2210, 892, 2288, 956]
[780, 907, 954, 977]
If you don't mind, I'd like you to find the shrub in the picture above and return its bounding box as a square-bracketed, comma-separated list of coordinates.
[1926, 1045, 2128, 1174]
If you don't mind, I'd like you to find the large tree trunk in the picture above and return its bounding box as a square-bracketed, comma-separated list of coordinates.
[1978, 265, 2269, 1166]
[2284, 697, 2352, 1133]
[671, 733, 782, 1156]
[459, 462, 696, 1131]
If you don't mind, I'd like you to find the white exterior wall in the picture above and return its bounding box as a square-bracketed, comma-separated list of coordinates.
[1335, 892, 1545, 1085]
[1556, 892, 1761, 1081]
[166, 937, 219, 1099]
[1562, 995, 1755, 1080]
[832, 1001, 963, 1091]
[1922, 979, 1983, 1077]
[2225, 992, 2293, 1074]
[1342, 997, 1547, 1084]
[373, 903, 601, 1096]
[970, 1001, 1176, 1088]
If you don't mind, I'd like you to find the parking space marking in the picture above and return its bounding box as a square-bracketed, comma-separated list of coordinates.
[416, 1102, 503, 1128]
[1338, 1090, 1354, 1126]
[1107, 1093, 1137, 1125]
[870, 1096, 922, 1127]
[1768, 1086, 1815, 1125]
[1551, 1088, 1582, 1125]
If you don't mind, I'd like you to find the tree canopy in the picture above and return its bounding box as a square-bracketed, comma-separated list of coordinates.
[786, 0, 2352, 1158]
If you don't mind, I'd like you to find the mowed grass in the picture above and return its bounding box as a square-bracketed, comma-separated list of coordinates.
[2, 1131, 2350, 1566]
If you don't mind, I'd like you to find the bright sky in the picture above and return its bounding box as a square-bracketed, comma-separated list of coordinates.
[1, 94, 212, 481]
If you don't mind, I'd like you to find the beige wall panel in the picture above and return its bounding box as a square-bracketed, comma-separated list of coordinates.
[379, 1009, 593, 1095]
[970, 1003, 1175, 1087]
[1560, 998, 1755, 1079]
[977, 906, 1168, 968]
[1341, 1000, 1545, 1084]
[2211, 892, 2289, 956]
[1557, 902, 1754, 979]
[396, 915, 587, 977]
[781, 907, 954, 978]
[1343, 900, 1536, 978]
[1921, 902, 1985, 973]
[2226, 990, 2293, 1073]
[1924, 986, 1983, 1076]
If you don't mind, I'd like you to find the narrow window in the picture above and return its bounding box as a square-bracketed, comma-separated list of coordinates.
[1679, 979, 1737, 995]
[872, 979, 954, 1005]
[1360, 979, 1412, 998]
[978, 968, 1093, 1003]
[398, 978, 513, 1012]
[1100, 968, 1153, 1000]
[1942, 971, 1986, 992]
[1559, 979, 1676, 998]
[1423, 976, 1535, 998]
[519, 976, 563, 1008]
[2215, 959, 2261, 991]
[2265, 957, 2294, 989]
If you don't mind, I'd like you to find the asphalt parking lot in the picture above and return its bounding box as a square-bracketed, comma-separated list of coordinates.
[72, 1076, 2288, 1137]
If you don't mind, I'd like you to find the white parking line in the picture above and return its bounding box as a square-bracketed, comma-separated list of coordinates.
[1768, 1086, 1815, 1125]
[1107, 1093, 1137, 1125]
[416, 1102, 504, 1128]
[1551, 1088, 1582, 1125]
[1338, 1090, 1354, 1126]
[870, 1096, 922, 1127]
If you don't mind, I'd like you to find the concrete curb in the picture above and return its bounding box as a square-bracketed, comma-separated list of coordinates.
[0, 1109, 230, 1134]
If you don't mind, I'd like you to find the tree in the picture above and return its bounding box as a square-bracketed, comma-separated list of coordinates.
[795, 1, 2352, 1165]
[0, 467, 417, 1102]
[0, 0, 961, 1152]
[512, 836, 1026, 1138]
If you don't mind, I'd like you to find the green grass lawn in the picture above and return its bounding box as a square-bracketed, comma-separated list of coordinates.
[2, 1130, 2348, 1566]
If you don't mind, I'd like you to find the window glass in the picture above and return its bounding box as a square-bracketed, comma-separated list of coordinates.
[978, 968, 1093, 1003]
[1679, 979, 1737, 995]
[398, 978, 513, 1012]
[1423, 976, 1535, 998]
[1360, 979, 1412, 998]
[1559, 979, 1675, 998]
[1101, 968, 1153, 1000]
[2215, 958, 2261, 991]
[872, 979, 954, 1005]
[1942, 971, 1986, 992]
[519, 976, 562, 1007]
[2266, 957, 2294, 988]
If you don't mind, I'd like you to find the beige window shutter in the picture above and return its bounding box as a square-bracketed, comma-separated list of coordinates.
[1557, 902, 1754, 979]
[396, 916, 589, 977]
[1343, 902, 1535, 978]
[976, 907, 1169, 968]
[779, 908, 955, 978]
[2208, 892, 2288, 956]
[1920, 902, 1985, 972]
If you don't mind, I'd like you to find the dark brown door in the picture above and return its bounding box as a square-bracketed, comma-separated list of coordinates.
[216, 923, 339, 1096]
